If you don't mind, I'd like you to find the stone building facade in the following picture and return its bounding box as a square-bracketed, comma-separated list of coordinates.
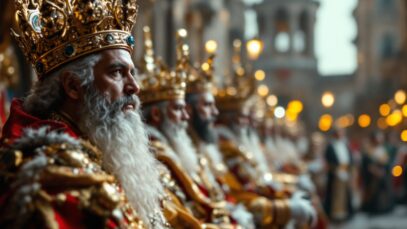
[253, 0, 320, 128]
[353, 0, 406, 132]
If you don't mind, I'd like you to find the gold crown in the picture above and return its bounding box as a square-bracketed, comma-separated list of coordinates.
[215, 39, 255, 112]
[186, 53, 215, 94]
[12, 0, 138, 78]
[139, 27, 187, 104]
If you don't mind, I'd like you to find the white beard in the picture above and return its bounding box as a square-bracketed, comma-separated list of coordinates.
[264, 136, 281, 168]
[247, 129, 270, 174]
[160, 116, 200, 175]
[200, 143, 224, 166]
[79, 87, 167, 228]
[232, 126, 270, 174]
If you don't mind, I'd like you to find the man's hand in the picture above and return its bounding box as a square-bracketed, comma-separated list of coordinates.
[289, 191, 317, 227]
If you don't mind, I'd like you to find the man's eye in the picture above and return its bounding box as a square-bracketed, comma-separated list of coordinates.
[111, 69, 122, 77]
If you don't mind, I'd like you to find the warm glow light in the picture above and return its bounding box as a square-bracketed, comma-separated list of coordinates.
[178, 28, 187, 37]
[257, 85, 269, 97]
[201, 63, 210, 71]
[358, 114, 371, 128]
[205, 40, 218, 54]
[255, 70, 266, 81]
[266, 95, 278, 106]
[286, 110, 298, 122]
[335, 114, 354, 128]
[287, 100, 303, 114]
[402, 105, 407, 117]
[319, 114, 333, 132]
[392, 165, 403, 177]
[321, 91, 335, 108]
[274, 106, 285, 118]
[379, 104, 391, 116]
[246, 38, 264, 60]
[211, 87, 218, 96]
[377, 118, 388, 130]
[7, 67, 15, 75]
[386, 110, 403, 126]
[394, 90, 406, 105]
[226, 87, 237, 96]
[401, 130, 407, 142]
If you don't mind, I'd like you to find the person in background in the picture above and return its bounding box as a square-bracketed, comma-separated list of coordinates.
[361, 131, 394, 214]
[323, 127, 354, 223]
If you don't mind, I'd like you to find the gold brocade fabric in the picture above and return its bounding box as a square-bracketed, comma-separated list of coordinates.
[149, 138, 236, 229]
[0, 133, 145, 228]
[193, 137, 292, 228]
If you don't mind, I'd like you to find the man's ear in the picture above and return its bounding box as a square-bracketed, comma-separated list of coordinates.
[60, 72, 82, 100]
[151, 106, 162, 124]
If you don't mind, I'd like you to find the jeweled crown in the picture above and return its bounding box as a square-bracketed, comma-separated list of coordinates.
[186, 53, 215, 94]
[139, 27, 187, 104]
[215, 39, 255, 112]
[12, 0, 138, 78]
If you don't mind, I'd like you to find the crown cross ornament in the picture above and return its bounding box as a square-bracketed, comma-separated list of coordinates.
[139, 27, 187, 104]
[12, 0, 138, 78]
[215, 39, 255, 112]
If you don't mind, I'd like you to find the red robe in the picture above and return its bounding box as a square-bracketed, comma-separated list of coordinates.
[1, 99, 78, 143]
[0, 99, 139, 228]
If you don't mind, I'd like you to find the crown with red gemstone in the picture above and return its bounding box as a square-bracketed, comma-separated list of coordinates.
[12, 0, 138, 78]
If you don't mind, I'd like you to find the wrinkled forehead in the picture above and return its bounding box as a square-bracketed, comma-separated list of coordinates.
[199, 92, 215, 103]
[168, 98, 187, 107]
[99, 49, 134, 67]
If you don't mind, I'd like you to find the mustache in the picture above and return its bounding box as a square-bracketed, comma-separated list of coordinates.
[84, 84, 141, 121]
[113, 94, 140, 109]
[106, 95, 140, 117]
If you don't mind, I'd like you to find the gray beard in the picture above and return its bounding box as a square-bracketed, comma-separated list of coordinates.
[160, 115, 200, 175]
[160, 116, 222, 195]
[79, 87, 167, 228]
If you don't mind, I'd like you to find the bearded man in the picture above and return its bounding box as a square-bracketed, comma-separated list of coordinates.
[209, 40, 317, 229]
[0, 1, 168, 228]
[186, 76, 319, 228]
[139, 29, 255, 229]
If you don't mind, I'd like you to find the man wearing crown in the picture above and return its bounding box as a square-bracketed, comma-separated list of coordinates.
[214, 91, 320, 229]
[208, 40, 319, 228]
[139, 28, 258, 229]
[0, 0, 170, 228]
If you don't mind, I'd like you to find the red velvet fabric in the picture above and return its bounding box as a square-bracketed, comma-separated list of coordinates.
[0, 99, 123, 228]
[1, 99, 78, 143]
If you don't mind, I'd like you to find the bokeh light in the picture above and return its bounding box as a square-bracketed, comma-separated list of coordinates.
[394, 90, 406, 105]
[255, 70, 266, 81]
[319, 114, 333, 132]
[321, 91, 335, 108]
[379, 104, 391, 116]
[358, 114, 371, 128]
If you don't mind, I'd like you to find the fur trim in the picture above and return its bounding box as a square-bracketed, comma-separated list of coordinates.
[12, 126, 80, 151]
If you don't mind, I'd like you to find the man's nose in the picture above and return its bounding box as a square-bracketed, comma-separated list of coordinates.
[212, 105, 219, 117]
[124, 74, 140, 95]
[182, 108, 190, 121]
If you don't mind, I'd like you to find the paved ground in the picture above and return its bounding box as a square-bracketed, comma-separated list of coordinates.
[330, 206, 407, 229]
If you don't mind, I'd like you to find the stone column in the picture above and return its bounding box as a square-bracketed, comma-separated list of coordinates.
[152, 0, 170, 61]
[307, 7, 317, 57]
[289, 6, 300, 55]
[203, 0, 231, 86]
